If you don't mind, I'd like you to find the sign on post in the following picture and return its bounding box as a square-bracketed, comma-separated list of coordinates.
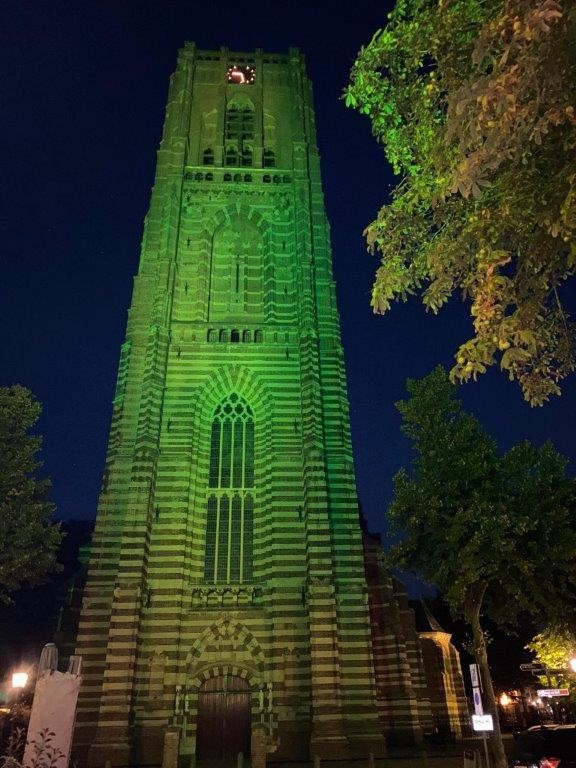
[473, 689, 484, 715]
[537, 688, 569, 698]
[470, 664, 480, 688]
[472, 714, 494, 732]
[470, 664, 483, 715]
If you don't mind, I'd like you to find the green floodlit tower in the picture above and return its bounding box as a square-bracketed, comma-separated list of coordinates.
[73, 44, 450, 768]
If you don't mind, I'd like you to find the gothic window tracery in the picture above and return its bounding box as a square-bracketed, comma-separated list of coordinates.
[201, 109, 217, 164]
[204, 394, 254, 584]
[225, 147, 239, 167]
[209, 220, 264, 321]
[224, 101, 254, 167]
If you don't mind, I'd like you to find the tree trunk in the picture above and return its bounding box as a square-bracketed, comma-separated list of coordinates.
[465, 583, 507, 768]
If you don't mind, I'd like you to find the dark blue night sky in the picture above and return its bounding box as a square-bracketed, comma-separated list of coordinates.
[2, 0, 575, 541]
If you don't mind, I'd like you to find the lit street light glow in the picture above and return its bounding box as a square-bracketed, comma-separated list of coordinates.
[12, 672, 28, 689]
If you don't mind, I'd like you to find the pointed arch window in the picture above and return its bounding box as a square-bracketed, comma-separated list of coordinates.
[225, 104, 254, 141]
[204, 394, 254, 583]
[225, 147, 239, 167]
[224, 102, 254, 168]
[262, 149, 275, 168]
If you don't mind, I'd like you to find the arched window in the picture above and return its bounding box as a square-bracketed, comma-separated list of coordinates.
[219, 329, 228, 343]
[225, 105, 238, 140]
[225, 148, 238, 167]
[231, 329, 240, 342]
[242, 330, 251, 343]
[204, 394, 254, 583]
[207, 329, 217, 342]
[203, 148, 214, 166]
[225, 104, 254, 141]
[254, 330, 263, 343]
[263, 149, 275, 168]
[209, 219, 264, 322]
[224, 101, 254, 168]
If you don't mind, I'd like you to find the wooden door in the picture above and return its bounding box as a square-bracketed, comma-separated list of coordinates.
[196, 675, 251, 764]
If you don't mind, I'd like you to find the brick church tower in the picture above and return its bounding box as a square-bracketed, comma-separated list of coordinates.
[73, 44, 466, 767]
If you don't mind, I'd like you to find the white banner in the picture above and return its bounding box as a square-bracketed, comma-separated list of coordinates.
[24, 671, 81, 768]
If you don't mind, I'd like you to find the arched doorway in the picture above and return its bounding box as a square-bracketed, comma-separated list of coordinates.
[196, 675, 251, 765]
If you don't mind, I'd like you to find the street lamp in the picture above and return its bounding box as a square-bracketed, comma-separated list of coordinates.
[569, 658, 576, 674]
[5, 669, 31, 750]
[11, 672, 28, 690]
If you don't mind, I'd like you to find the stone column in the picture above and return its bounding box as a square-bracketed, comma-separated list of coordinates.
[251, 725, 267, 768]
[162, 729, 180, 768]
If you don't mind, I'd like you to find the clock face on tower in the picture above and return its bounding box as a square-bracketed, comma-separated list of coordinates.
[227, 65, 255, 85]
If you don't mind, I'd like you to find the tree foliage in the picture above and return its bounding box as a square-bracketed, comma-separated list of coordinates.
[386, 367, 576, 767]
[527, 624, 576, 691]
[0, 386, 62, 603]
[346, 0, 576, 405]
[388, 366, 576, 623]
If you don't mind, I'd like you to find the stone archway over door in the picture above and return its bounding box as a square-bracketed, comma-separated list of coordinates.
[196, 675, 251, 764]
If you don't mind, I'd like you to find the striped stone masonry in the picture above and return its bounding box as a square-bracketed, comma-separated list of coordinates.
[72, 44, 468, 767]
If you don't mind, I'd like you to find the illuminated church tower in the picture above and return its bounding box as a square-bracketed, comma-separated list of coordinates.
[73, 44, 466, 767]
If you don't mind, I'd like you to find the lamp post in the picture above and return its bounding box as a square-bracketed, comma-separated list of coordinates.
[11, 669, 31, 714]
[11, 672, 28, 692]
[2, 668, 32, 759]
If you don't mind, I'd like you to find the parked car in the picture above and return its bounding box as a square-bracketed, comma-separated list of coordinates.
[510, 725, 576, 768]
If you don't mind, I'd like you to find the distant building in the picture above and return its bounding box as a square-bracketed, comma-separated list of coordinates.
[415, 603, 469, 738]
[72, 44, 468, 767]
